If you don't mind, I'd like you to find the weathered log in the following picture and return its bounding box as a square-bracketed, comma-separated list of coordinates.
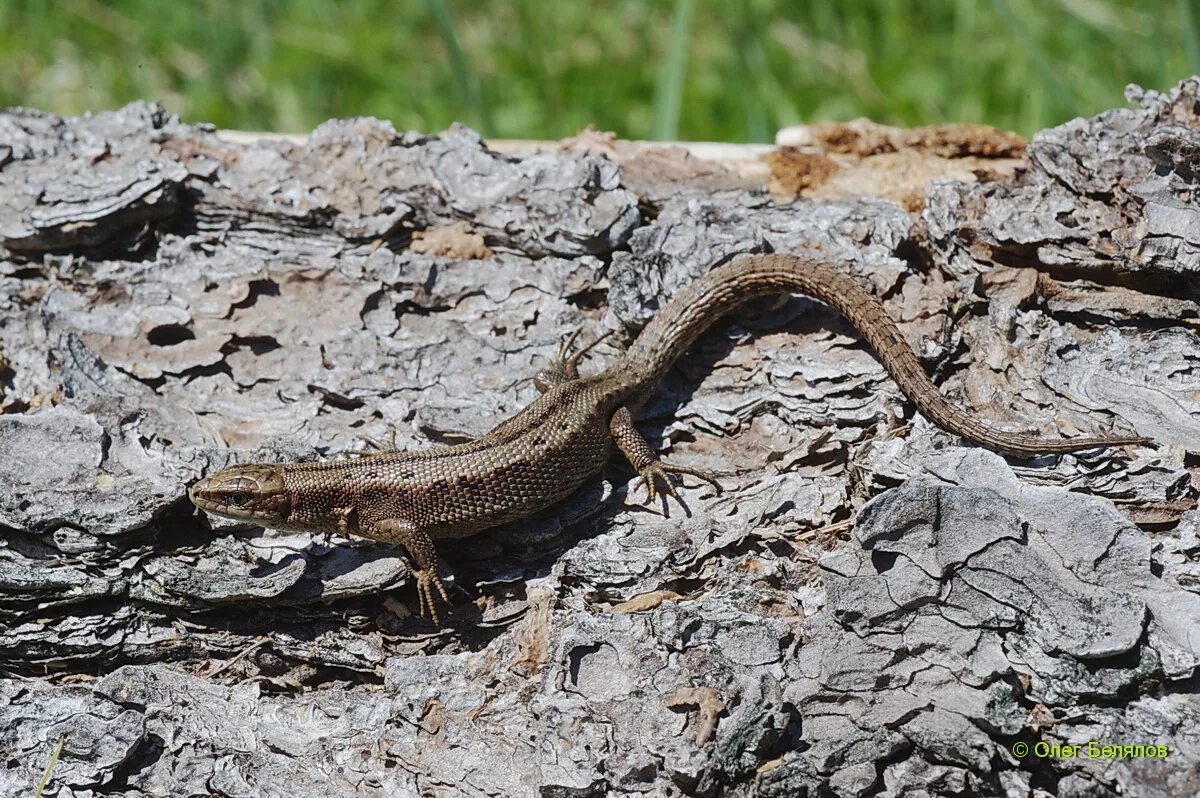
[1, 80, 1198, 796]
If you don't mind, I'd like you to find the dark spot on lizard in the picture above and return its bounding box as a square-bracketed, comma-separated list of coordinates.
[457, 474, 485, 497]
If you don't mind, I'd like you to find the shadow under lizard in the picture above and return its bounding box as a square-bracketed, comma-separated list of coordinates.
[188, 253, 1150, 622]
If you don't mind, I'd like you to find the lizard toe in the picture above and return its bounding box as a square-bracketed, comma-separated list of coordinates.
[637, 462, 722, 509]
[415, 570, 450, 626]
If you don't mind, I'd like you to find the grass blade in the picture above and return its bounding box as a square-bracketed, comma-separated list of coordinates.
[424, 0, 493, 134]
[653, 0, 695, 140]
[34, 736, 65, 798]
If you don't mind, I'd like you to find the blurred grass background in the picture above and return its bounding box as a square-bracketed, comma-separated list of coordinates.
[2, 0, 1196, 141]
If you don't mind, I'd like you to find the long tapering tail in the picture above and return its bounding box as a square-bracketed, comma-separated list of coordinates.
[618, 252, 1149, 455]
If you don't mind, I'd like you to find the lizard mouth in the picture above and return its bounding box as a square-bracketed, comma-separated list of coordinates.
[188, 476, 242, 515]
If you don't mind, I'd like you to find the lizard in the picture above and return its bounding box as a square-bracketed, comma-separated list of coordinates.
[189, 252, 1150, 623]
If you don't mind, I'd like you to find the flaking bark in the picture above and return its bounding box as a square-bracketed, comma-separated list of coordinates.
[2, 80, 1199, 797]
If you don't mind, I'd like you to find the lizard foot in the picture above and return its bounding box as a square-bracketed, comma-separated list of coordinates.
[414, 568, 452, 626]
[638, 461, 724, 511]
[330, 428, 400, 458]
[535, 327, 615, 391]
[356, 428, 399, 451]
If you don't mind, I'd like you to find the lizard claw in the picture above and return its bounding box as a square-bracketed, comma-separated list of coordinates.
[414, 568, 452, 626]
[638, 461, 723, 512]
[556, 327, 584, 363]
[357, 427, 399, 451]
[330, 427, 400, 458]
[536, 328, 616, 392]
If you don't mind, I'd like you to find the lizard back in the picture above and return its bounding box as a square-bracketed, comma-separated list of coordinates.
[282, 373, 635, 539]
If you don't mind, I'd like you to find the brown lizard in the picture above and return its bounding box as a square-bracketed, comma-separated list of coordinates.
[189, 253, 1149, 622]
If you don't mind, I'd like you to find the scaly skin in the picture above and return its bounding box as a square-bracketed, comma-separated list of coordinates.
[189, 253, 1150, 622]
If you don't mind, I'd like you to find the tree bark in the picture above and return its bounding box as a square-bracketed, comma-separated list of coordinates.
[1, 81, 1198, 796]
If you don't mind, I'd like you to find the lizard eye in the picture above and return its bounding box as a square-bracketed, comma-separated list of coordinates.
[226, 492, 251, 507]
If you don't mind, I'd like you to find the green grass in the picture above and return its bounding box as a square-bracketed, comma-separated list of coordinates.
[1, 0, 1196, 141]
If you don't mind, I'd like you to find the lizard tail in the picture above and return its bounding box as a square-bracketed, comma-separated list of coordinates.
[618, 252, 1149, 455]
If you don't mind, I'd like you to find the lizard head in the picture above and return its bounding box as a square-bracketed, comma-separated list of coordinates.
[189, 464, 291, 525]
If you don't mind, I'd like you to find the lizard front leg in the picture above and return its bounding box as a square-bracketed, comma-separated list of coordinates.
[609, 407, 723, 510]
[371, 518, 452, 624]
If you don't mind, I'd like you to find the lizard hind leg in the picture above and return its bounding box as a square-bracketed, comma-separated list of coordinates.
[534, 327, 615, 392]
[371, 518, 452, 625]
[609, 407, 724, 513]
